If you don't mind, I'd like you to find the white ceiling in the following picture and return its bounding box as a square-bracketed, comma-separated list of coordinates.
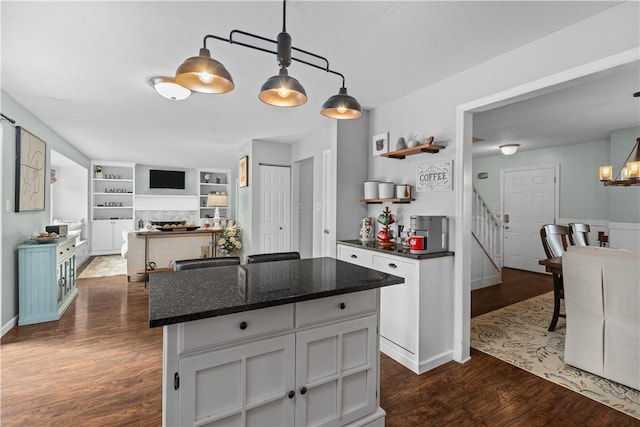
[1, 1, 626, 168]
[472, 60, 640, 157]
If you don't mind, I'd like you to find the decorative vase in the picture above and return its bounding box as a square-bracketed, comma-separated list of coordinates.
[396, 134, 407, 150]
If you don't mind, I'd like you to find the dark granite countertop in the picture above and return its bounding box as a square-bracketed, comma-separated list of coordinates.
[338, 240, 454, 260]
[149, 257, 404, 327]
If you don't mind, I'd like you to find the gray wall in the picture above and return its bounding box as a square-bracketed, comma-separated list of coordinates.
[473, 126, 639, 223]
[1, 91, 90, 326]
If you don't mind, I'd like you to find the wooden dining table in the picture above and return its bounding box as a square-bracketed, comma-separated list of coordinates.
[539, 256, 563, 331]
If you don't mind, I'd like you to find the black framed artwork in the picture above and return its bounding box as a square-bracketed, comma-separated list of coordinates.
[239, 155, 248, 188]
[15, 126, 46, 212]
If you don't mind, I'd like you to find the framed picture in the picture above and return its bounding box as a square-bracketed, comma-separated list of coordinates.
[372, 132, 389, 156]
[239, 155, 248, 187]
[416, 160, 453, 192]
[15, 126, 46, 212]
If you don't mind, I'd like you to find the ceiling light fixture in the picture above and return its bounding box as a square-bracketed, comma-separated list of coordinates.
[166, 0, 362, 119]
[599, 92, 640, 187]
[499, 144, 520, 156]
[149, 77, 191, 100]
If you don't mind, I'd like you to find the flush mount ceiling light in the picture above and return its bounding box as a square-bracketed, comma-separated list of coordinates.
[160, 0, 362, 119]
[149, 77, 191, 100]
[499, 144, 520, 156]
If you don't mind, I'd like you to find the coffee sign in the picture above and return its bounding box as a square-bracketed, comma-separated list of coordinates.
[416, 160, 453, 192]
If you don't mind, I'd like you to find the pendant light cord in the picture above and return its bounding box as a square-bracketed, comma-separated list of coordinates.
[282, 0, 287, 33]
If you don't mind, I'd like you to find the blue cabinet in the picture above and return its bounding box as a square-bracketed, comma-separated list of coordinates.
[18, 236, 78, 325]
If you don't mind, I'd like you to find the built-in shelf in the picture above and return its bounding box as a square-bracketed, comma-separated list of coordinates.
[361, 198, 415, 204]
[380, 143, 444, 159]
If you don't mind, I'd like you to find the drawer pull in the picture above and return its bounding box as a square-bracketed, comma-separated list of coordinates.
[300, 386, 307, 395]
[350, 254, 358, 259]
[239, 321, 248, 330]
[388, 263, 398, 269]
[288, 390, 295, 399]
[339, 302, 346, 310]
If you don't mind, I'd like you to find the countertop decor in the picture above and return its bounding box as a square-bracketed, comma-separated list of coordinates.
[149, 257, 404, 327]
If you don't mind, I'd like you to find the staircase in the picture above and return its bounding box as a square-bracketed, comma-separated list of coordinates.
[472, 186, 502, 272]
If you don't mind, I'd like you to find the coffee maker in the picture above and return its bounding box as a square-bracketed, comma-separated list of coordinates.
[409, 215, 449, 254]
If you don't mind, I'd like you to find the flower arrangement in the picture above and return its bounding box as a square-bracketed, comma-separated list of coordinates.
[217, 227, 243, 254]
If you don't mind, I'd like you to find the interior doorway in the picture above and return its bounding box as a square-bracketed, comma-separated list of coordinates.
[501, 165, 558, 273]
[297, 158, 313, 258]
[259, 164, 291, 253]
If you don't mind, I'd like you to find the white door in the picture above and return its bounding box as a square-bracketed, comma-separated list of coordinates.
[295, 315, 377, 427]
[260, 165, 291, 253]
[321, 150, 332, 257]
[502, 166, 556, 272]
[178, 334, 296, 426]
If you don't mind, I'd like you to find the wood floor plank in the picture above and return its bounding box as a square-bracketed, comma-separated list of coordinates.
[1, 268, 636, 426]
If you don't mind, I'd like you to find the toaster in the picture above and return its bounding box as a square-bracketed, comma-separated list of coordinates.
[46, 224, 68, 236]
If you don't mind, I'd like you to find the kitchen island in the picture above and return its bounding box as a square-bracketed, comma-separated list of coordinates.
[149, 257, 404, 427]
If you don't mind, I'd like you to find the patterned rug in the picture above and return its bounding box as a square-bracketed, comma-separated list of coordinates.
[78, 255, 127, 279]
[471, 292, 640, 419]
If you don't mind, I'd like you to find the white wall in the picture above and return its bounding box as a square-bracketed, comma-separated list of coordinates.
[51, 166, 88, 222]
[367, 2, 639, 362]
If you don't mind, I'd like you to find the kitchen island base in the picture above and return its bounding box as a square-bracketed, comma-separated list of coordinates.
[162, 290, 385, 427]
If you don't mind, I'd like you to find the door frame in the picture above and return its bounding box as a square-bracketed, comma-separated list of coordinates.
[500, 163, 559, 271]
[455, 49, 639, 364]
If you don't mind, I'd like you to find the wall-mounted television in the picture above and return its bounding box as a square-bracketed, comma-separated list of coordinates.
[149, 169, 185, 189]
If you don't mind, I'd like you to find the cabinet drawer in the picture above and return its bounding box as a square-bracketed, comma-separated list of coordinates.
[295, 289, 376, 328]
[178, 304, 294, 354]
[337, 245, 373, 268]
[57, 240, 76, 262]
[372, 254, 416, 277]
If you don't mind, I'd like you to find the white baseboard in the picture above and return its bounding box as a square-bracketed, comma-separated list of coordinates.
[471, 274, 501, 290]
[2, 316, 18, 337]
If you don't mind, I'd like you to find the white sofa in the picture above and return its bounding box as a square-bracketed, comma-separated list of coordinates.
[562, 245, 640, 390]
[122, 231, 217, 281]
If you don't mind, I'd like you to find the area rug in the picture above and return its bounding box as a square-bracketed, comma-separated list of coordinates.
[78, 255, 127, 279]
[471, 292, 640, 419]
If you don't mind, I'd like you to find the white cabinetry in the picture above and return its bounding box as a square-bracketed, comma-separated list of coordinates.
[164, 290, 382, 427]
[198, 170, 230, 223]
[337, 244, 454, 374]
[91, 161, 135, 254]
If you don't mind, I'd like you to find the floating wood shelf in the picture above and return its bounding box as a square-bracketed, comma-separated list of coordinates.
[380, 143, 444, 159]
[360, 198, 415, 204]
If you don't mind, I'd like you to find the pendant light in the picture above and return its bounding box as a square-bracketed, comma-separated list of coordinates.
[157, 0, 361, 118]
[321, 86, 362, 119]
[258, 31, 307, 107]
[175, 48, 234, 94]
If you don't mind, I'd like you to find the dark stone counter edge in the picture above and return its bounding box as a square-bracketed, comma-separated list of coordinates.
[149, 278, 404, 328]
[338, 240, 454, 260]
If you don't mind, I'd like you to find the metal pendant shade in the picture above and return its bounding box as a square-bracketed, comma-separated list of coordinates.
[259, 68, 307, 107]
[321, 87, 362, 119]
[175, 48, 234, 94]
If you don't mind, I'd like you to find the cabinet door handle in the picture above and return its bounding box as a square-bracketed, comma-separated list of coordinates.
[288, 390, 295, 399]
[300, 386, 307, 395]
[388, 263, 398, 269]
[339, 302, 346, 310]
[350, 254, 358, 259]
[239, 321, 248, 330]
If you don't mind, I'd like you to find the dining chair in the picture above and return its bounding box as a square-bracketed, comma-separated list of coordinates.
[540, 224, 570, 331]
[568, 223, 590, 246]
[246, 252, 301, 264]
[174, 257, 240, 271]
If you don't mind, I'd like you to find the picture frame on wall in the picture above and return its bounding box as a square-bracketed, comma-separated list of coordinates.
[15, 126, 46, 212]
[372, 132, 389, 156]
[239, 155, 248, 187]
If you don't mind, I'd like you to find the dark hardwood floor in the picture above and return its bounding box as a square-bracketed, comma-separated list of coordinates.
[1, 268, 637, 426]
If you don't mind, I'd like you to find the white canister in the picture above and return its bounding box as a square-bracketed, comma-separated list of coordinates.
[378, 182, 394, 199]
[396, 184, 411, 199]
[364, 181, 379, 199]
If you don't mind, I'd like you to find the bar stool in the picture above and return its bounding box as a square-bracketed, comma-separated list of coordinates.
[540, 224, 570, 331]
[246, 252, 301, 264]
[174, 257, 240, 271]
